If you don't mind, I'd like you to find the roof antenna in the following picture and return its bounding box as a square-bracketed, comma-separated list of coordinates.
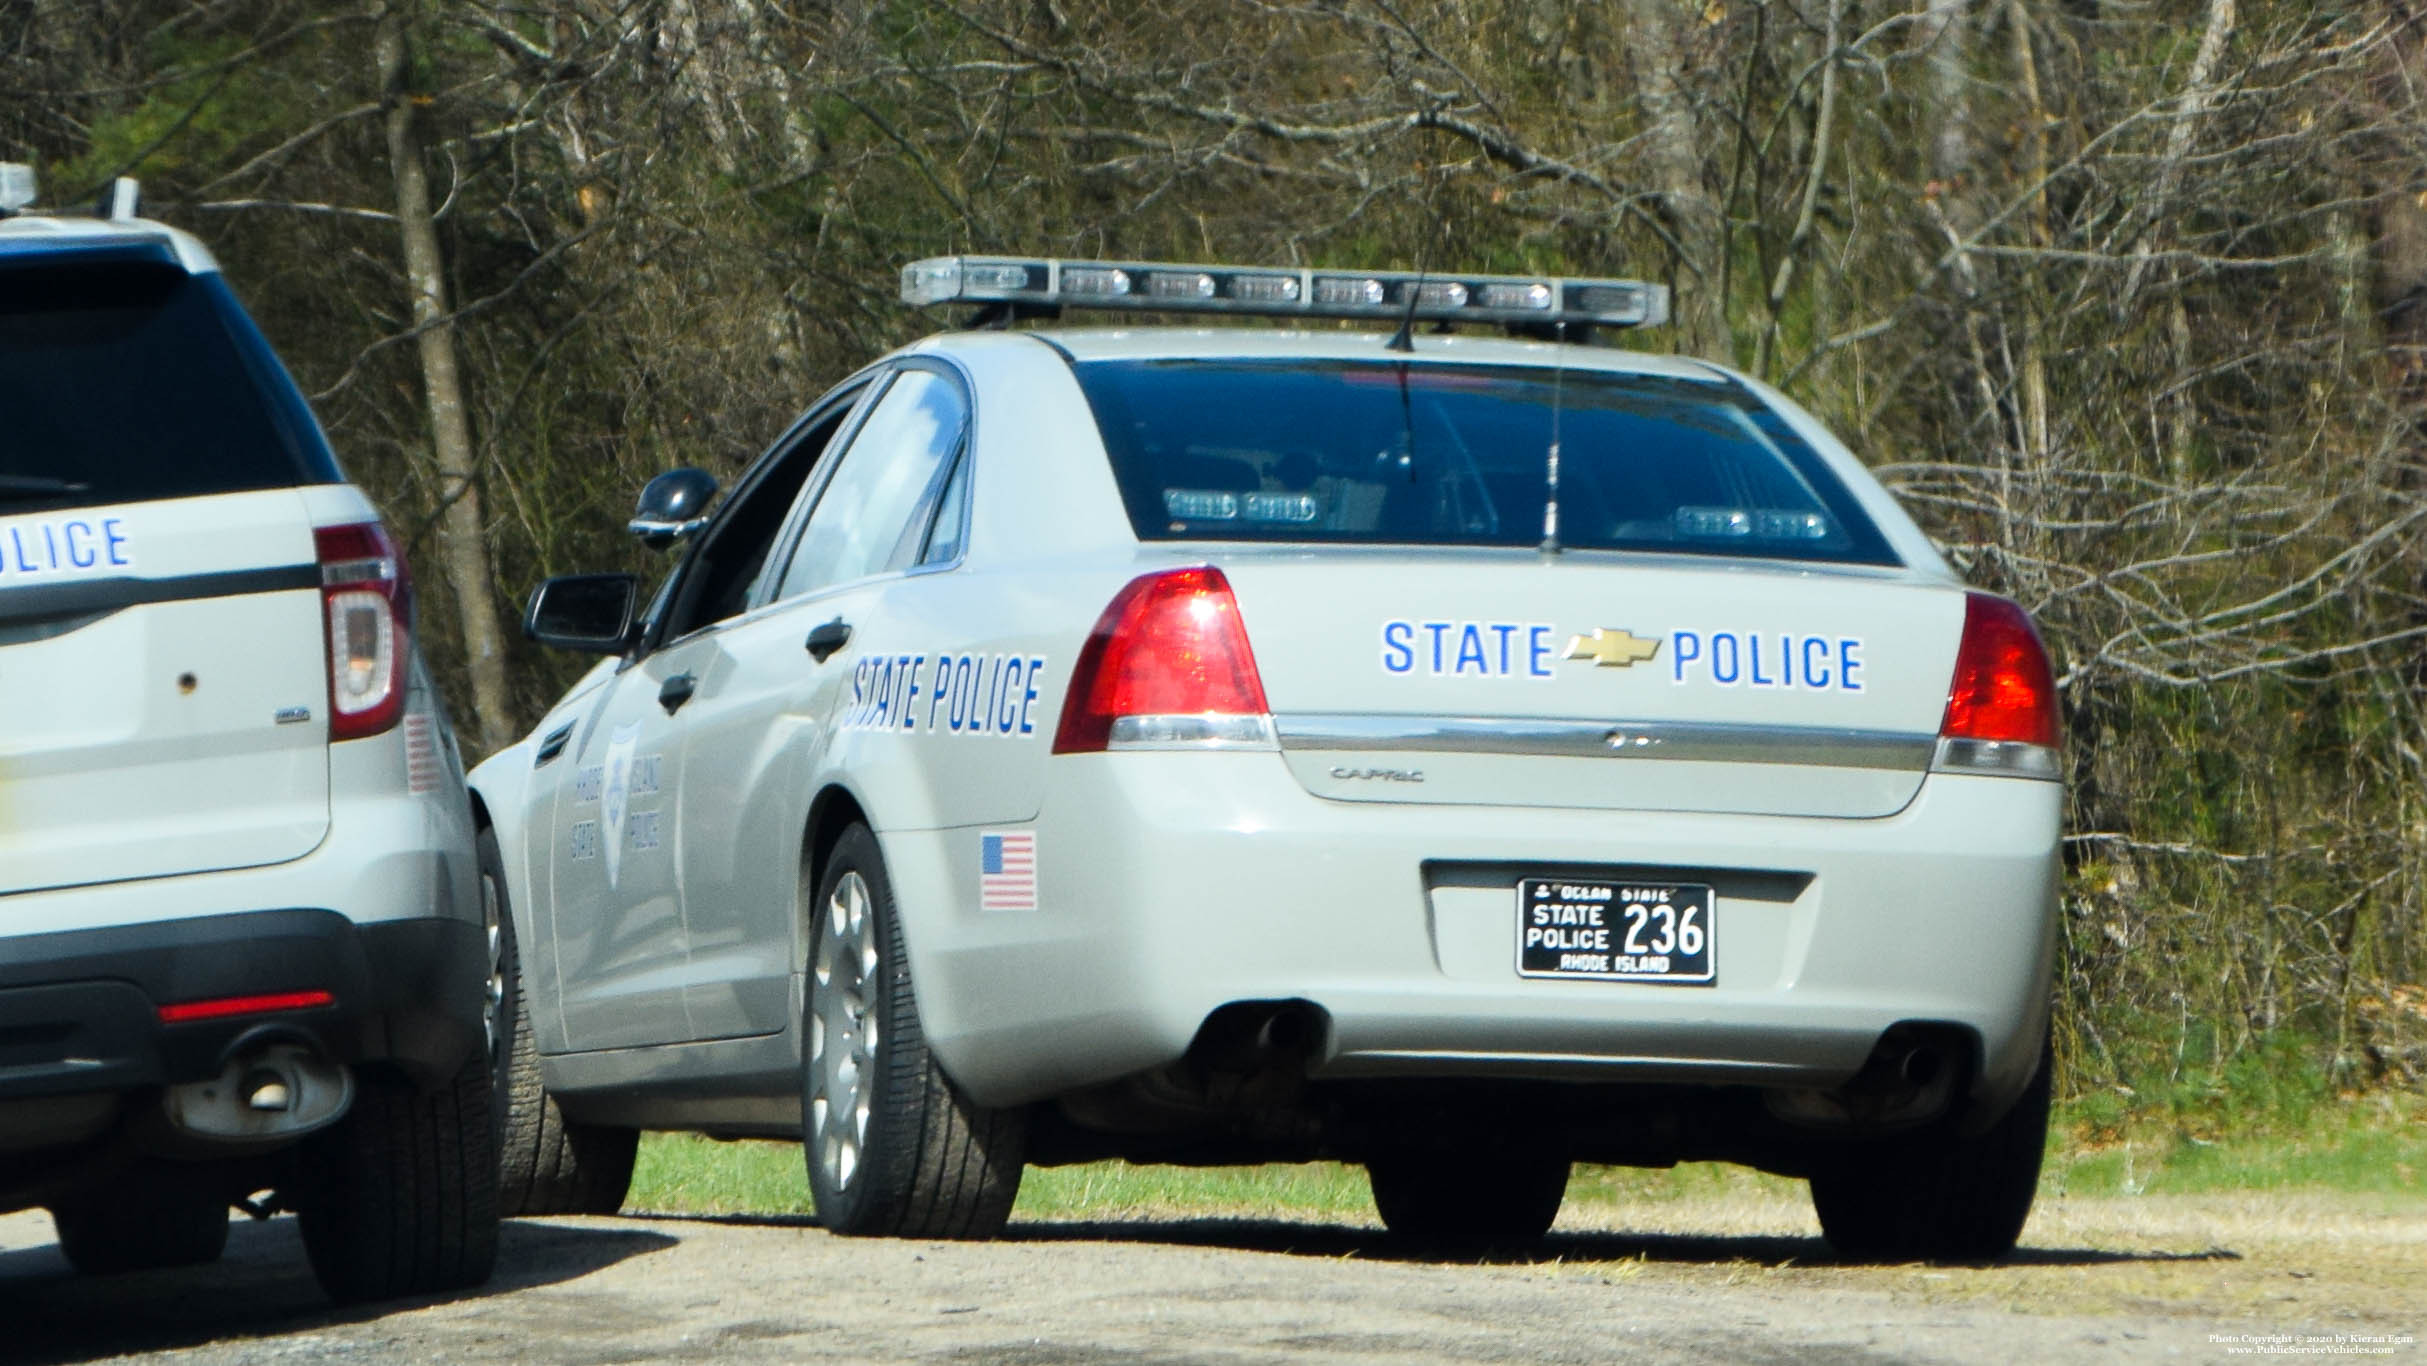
[1540, 327, 1568, 558]
[1388, 168, 1448, 353]
[1384, 267, 1422, 353]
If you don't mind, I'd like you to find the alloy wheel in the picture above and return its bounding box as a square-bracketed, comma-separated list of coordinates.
[480, 868, 507, 1064]
[808, 870, 881, 1192]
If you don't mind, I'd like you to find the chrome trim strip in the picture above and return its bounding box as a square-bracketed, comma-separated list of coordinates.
[1105, 713, 1279, 752]
[1271, 713, 1936, 770]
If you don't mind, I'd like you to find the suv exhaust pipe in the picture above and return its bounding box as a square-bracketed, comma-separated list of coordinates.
[164, 1038, 353, 1141]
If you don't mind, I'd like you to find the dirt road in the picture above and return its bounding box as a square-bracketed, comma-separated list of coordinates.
[0, 1188, 2417, 1364]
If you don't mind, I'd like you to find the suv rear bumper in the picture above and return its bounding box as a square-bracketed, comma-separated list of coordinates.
[0, 907, 486, 1104]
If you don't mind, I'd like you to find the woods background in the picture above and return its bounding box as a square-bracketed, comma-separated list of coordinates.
[6, 0, 2424, 1123]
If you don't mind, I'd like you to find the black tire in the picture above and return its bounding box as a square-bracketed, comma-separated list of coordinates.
[802, 824, 1025, 1238]
[485, 828, 638, 1217]
[51, 1175, 229, 1276]
[296, 1051, 500, 1304]
[1367, 1149, 1570, 1243]
[1809, 1035, 2053, 1264]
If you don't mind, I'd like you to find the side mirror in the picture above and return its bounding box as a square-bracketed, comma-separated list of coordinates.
[524, 573, 640, 654]
[627, 468, 720, 550]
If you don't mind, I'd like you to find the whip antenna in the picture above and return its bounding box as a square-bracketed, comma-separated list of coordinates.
[1541, 331, 1566, 557]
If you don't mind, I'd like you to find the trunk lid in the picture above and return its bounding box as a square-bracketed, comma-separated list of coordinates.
[1218, 550, 1960, 818]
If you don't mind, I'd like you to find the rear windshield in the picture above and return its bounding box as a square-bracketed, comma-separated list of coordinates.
[1074, 359, 1898, 566]
[0, 259, 337, 514]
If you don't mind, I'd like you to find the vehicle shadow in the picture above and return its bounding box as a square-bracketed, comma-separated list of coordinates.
[1003, 1217, 2244, 1269]
[618, 1206, 2241, 1269]
[0, 1215, 675, 1365]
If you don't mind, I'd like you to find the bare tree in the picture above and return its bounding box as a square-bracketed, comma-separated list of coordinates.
[375, 0, 513, 754]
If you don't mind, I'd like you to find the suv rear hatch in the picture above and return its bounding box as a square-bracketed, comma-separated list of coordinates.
[1, 244, 345, 894]
[1073, 354, 1957, 819]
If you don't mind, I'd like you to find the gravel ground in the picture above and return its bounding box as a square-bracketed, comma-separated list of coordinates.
[0, 1189, 2418, 1365]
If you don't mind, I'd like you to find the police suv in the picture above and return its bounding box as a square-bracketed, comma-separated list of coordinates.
[0, 167, 499, 1301]
[475, 255, 2062, 1260]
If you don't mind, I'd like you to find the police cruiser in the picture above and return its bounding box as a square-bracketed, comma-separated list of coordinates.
[0, 166, 499, 1300]
[473, 254, 2062, 1260]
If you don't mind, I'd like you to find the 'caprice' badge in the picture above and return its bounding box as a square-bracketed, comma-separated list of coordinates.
[1564, 627, 1661, 668]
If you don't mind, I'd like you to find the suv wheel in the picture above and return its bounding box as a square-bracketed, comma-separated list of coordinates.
[485, 829, 638, 1216]
[1808, 1035, 2053, 1264]
[295, 1051, 500, 1303]
[51, 1173, 229, 1275]
[1367, 1149, 1569, 1242]
[803, 824, 1024, 1238]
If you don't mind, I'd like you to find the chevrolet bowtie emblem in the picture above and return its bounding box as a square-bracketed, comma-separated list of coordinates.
[1565, 628, 1662, 668]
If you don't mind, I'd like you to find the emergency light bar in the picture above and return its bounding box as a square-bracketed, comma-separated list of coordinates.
[901, 255, 1670, 331]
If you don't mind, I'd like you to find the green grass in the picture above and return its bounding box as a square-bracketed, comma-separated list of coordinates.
[626, 1092, 2427, 1223]
[2045, 1091, 2427, 1199]
[627, 1135, 1381, 1222]
[1012, 1159, 1376, 1221]
[629, 1132, 816, 1217]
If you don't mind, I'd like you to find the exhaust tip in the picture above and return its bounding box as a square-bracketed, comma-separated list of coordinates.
[1186, 999, 1333, 1074]
[1898, 1046, 1944, 1089]
[166, 1042, 351, 1140]
[242, 1070, 294, 1113]
[1255, 1005, 1321, 1057]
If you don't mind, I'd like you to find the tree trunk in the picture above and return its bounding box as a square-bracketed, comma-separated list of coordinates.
[1756, 0, 1843, 379]
[2123, 0, 2236, 479]
[1922, 0, 1973, 193]
[375, 0, 515, 756]
[1623, 0, 1727, 360]
[2006, 0, 2052, 464]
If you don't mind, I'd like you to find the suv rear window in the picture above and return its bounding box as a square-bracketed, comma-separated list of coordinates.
[0, 259, 338, 514]
[1075, 359, 1897, 566]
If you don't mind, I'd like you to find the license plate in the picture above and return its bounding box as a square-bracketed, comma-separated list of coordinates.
[1516, 878, 1715, 984]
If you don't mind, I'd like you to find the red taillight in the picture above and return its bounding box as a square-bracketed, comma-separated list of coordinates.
[157, 989, 336, 1025]
[1940, 592, 2059, 749]
[316, 521, 409, 741]
[1053, 567, 1272, 754]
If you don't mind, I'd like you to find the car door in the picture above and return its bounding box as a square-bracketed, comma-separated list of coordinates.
[675, 362, 973, 1040]
[544, 639, 694, 1049]
[546, 396, 865, 1051]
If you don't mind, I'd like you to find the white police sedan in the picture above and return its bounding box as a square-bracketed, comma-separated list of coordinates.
[469, 257, 2062, 1260]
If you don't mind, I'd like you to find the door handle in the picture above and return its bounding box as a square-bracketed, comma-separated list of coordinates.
[658, 671, 698, 714]
[804, 618, 852, 662]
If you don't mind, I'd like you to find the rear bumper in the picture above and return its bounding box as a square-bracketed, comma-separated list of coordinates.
[0, 907, 487, 1105]
[889, 752, 2058, 1116]
[0, 723, 484, 1182]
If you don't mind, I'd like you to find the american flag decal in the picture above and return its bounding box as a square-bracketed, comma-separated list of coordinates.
[979, 831, 1038, 911]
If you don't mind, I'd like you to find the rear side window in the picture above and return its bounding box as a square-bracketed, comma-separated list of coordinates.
[775, 368, 969, 600]
[1074, 360, 1897, 566]
[0, 260, 338, 514]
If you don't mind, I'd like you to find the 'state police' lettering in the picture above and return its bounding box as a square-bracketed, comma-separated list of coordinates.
[1380, 620, 1558, 678]
[843, 652, 1047, 736]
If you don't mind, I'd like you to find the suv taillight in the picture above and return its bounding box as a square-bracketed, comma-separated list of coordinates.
[316, 521, 409, 741]
[1935, 591, 2060, 777]
[1053, 567, 1275, 753]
